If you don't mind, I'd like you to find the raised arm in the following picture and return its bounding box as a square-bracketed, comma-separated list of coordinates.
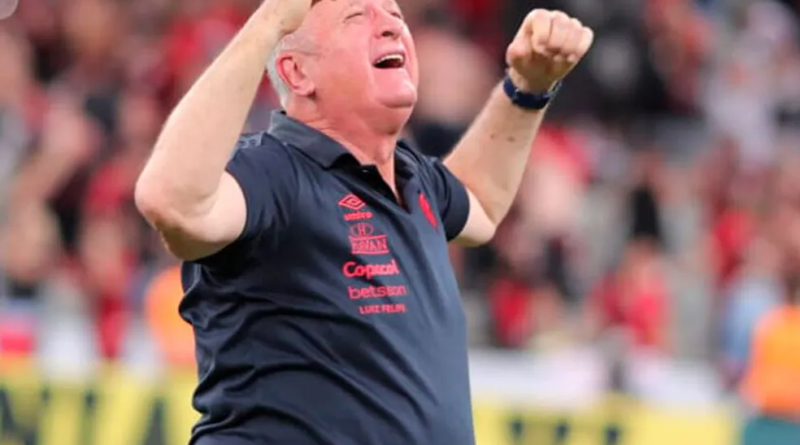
[444, 10, 593, 246]
[134, 0, 311, 260]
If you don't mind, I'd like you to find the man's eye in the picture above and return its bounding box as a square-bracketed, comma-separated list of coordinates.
[391, 12, 404, 20]
[346, 11, 365, 20]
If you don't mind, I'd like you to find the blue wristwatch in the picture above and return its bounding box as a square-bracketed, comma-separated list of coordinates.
[503, 74, 561, 110]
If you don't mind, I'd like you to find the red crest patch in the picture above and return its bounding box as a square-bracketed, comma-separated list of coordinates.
[418, 193, 438, 229]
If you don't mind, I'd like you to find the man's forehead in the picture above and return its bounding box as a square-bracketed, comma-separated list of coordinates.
[304, 0, 403, 34]
[325, 0, 401, 10]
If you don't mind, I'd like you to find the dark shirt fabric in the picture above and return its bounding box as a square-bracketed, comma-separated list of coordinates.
[181, 111, 474, 445]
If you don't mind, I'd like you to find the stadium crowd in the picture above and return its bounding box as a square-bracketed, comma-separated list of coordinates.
[3, 0, 800, 423]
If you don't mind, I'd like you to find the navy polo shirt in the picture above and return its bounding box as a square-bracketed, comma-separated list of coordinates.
[180, 111, 474, 445]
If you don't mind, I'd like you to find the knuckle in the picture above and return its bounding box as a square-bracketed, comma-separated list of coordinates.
[535, 29, 549, 42]
[555, 45, 571, 56]
[528, 9, 546, 20]
[584, 27, 595, 43]
[553, 11, 570, 22]
[532, 41, 548, 55]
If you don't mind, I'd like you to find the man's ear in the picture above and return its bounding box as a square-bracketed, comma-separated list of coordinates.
[278, 54, 315, 98]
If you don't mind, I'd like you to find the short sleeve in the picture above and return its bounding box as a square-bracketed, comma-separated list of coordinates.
[418, 155, 470, 241]
[193, 134, 297, 267]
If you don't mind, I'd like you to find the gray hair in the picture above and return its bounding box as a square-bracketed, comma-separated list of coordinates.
[266, 37, 290, 107]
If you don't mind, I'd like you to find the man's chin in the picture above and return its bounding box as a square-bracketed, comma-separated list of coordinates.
[367, 97, 415, 133]
[379, 90, 418, 110]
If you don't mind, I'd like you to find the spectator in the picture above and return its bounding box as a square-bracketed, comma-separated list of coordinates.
[587, 237, 672, 354]
[719, 236, 782, 389]
[738, 282, 800, 445]
[77, 88, 162, 359]
[0, 29, 43, 219]
[0, 203, 60, 356]
[586, 149, 673, 354]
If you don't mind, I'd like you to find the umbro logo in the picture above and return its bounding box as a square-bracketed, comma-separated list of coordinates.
[339, 194, 366, 211]
[339, 194, 373, 221]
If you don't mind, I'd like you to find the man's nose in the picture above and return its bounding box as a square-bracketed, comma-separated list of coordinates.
[375, 11, 402, 39]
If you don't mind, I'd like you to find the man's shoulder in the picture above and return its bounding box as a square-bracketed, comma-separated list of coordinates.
[227, 131, 299, 181]
[231, 131, 295, 164]
[235, 131, 286, 152]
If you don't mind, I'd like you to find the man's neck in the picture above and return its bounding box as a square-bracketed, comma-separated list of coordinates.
[295, 109, 404, 197]
[313, 120, 397, 166]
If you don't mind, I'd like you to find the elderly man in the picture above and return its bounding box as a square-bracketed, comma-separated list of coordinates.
[135, 0, 593, 444]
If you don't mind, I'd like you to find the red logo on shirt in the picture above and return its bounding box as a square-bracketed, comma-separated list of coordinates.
[348, 284, 408, 299]
[339, 194, 366, 211]
[359, 304, 407, 315]
[339, 193, 373, 221]
[349, 222, 375, 237]
[419, 193, 438, 229]
[342, 260, 400, 279]
[348, 223, 389, 255]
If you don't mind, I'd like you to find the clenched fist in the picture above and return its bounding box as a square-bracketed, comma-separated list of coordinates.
[506, 10, 594, 93]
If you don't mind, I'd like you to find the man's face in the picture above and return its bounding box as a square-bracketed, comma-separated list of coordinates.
[301, 0, 418, 119]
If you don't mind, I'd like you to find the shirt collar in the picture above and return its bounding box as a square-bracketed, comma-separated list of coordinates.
[268, 110, 416, 178]
[268, 110, 355, 169]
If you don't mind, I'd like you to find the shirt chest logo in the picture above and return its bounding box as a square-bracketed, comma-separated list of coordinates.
[418, 192, 438, 229]
[338, 193, 373, 221]
[338, 193, 390, 256]
[337, 192, 409, 316]
[348, 222, 389, 255]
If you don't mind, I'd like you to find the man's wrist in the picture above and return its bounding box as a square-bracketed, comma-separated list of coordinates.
[502, 70, 561, 111]
[241, 11, 287, 60]
[251, 4, 293, 40]
[506, 68, 558, 95]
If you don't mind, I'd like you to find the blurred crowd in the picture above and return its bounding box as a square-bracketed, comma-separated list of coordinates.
[3, 0, 800, 420]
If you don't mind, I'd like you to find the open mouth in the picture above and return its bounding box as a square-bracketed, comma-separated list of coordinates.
[373, 53, 406, 69]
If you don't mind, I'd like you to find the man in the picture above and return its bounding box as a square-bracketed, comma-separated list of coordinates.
[135, 0, 593, 444]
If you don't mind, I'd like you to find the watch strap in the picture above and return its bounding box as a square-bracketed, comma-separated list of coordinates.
[503, 75, 561, 110]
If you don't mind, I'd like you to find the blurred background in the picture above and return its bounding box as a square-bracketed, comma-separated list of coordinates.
[2, 0, 800, 444]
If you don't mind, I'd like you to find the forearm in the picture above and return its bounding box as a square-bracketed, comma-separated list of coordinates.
[444, 83, 547, 225]
[136, 9, 282, 220]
